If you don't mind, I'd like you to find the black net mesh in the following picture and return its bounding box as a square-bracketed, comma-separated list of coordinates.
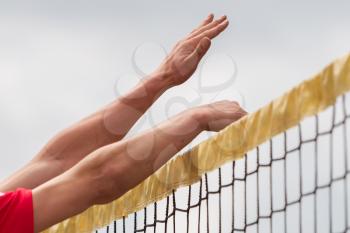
[96, 93, 350, 233]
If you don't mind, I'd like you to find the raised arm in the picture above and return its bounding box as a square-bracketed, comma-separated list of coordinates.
[0, 14, 229, 192]
[33, 100, 247, 232]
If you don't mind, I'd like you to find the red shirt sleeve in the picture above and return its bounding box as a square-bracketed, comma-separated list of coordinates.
[0, 188, 34, 233]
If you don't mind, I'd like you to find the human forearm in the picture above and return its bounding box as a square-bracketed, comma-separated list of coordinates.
[33, 101, 246, 232]
[100, 109, 205, 196]
[38, 69, 174, 165]
[0, 71, 173, 192]
[100, 69, 174, 140]
[1, 14, 230, 193]
[70, 101, 246, 204]
[33, 109, 204, 232]
[95, 101, 246, 197]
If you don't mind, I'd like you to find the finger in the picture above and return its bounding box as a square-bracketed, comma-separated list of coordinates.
[196, 14, 214, 30]
[191, 19, 229, 43]
[234, 108, 248, 119]
[187, 37, 211, 63]
[188, 16, 226, 39]
[202, 19, 229, 40]
[227, 101, 247, 116]
[188, 15, 227, 39]
[213, 101, 247, 118]
[173, 15, 213, 51]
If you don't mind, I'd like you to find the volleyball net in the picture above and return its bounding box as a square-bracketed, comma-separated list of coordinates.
[44, 54, 350, 233]
[97, 93, 350, 233]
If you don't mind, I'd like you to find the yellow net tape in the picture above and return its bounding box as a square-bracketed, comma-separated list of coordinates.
[44, 53, 350, 233]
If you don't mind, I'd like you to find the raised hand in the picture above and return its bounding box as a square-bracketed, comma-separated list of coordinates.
[155, 14, 229, 86]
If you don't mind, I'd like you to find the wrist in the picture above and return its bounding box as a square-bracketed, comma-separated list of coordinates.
[145, 67, 175, 91]
[187, 108, 209, 131]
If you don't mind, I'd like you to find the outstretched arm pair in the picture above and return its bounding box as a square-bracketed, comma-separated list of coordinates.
[0, 14, 247, 232]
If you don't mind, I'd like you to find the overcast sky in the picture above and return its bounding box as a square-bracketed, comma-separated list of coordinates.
[0, 0, 349, 181]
